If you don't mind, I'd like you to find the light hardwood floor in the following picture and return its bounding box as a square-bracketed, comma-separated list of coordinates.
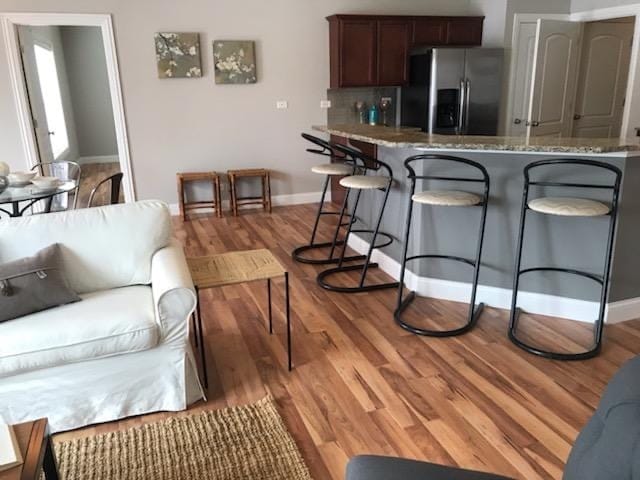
[56, 204, 640, 480]
[76, 162, 123, 208]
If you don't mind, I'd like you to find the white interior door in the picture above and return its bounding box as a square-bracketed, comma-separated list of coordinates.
[17, 25, 74, 165]
[572, 19, 634, 139]
[527, 19, 582, 138]
[508, 21, 538, 137]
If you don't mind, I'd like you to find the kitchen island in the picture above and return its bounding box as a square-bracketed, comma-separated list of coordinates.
[313, 124, 640, 323]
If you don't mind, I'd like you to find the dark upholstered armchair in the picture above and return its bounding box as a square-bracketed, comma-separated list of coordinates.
[346, 355, 640, 480]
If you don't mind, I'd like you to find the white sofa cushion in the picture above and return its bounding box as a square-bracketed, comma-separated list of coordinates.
[0, 200, 171, 294]
[0, 286, 158, 377]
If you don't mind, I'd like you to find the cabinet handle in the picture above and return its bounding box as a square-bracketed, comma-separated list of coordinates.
[574, 114, 582, 120]
[513, 118, 522, 125]
[530, 121, 540, 127]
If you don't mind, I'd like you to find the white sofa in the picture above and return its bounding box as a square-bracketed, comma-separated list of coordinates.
[0, 200, 205, 432]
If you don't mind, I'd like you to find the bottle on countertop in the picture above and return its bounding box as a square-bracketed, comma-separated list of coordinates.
[368, 104, 379, 126]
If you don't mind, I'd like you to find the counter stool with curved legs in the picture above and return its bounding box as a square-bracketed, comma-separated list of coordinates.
[317, 143, 399, 293]
[509, 159, 622, 360]
[395, 154, 490, 337]
[292, 134, 365, 265]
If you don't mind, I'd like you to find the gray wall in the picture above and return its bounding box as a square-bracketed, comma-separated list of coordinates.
[0, 0, 473, 204]
[60, 26, 118, 159]
[355, 147, 636, 302]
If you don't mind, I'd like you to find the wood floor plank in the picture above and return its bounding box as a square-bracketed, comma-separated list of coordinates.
[54, 204, 640, 480]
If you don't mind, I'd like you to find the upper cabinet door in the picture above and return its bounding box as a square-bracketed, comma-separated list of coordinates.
[338, 19, 377, 87]
[412, 18, 447, 46]
[377, 20, 411, 86]
[528, 19, 582, 138]
[447, 18, 484, 46]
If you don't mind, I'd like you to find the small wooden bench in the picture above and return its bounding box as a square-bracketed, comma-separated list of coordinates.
[176, 172, 223, 220]
[227, 168, 271, 216]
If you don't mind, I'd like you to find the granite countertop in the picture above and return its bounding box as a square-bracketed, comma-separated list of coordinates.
[313, 124, 640, 154]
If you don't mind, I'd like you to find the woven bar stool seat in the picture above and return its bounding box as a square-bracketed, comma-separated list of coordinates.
[311, 163, 354, 176]
[340, 175, 390, 190]
[528, 197, 610, 217]
[412, 190, 483, 207]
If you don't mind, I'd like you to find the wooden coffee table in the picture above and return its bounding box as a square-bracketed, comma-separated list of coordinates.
[187, 249, 292, 388]
[0, 418, 59, 480]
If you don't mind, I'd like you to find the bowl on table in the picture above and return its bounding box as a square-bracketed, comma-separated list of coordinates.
[7, 171, 36, 186]
[0, 176, 7, 194]
[31, 176, 63, 191]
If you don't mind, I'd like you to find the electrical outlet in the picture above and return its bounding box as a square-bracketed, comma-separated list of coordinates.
[320, 100, 331, 109]
[276, 101, 288, 109]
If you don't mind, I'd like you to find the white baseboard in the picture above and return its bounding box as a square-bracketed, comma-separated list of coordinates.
[78, 155, 119, 164]
[168, 191, 324, 217]
[347, 234, 640, 324]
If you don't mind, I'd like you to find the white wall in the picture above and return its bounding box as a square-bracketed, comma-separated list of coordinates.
[60, 26, 118, 160]
[0, 0, 473, 204]
[571, 0, 640, 12]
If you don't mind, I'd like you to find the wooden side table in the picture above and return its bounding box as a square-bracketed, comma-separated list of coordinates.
[176, 172, 223, 221]
[227, 169, 271, 216]
[0, 418, 59, 480]
[187, 249, 291, 388]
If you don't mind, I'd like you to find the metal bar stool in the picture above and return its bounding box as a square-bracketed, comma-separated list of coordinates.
[292, 133, 365, 265]
[395, 154, 490, 336]
[317, 143, 399, 293]
[509, 159, 622, 360]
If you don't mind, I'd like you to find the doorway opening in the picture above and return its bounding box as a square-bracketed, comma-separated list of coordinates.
[2, 13, 134, 207]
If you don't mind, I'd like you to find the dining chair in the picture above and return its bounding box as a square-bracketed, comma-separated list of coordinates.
[87, 172, 123, 208]
[30, 161, 82, 212]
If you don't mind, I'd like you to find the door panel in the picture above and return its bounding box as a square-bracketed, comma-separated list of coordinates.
[508, 21, 537, 137]
[412, 18, 447, 46]
[572, 20, 633, 138]
[430, 48, 465, 134]
[447, 18, 483, 46]
[528, 20, 582, 137]
[340, 20, 377, 87]
[464, 48, 503, 135]
[377, 20, 411, 86]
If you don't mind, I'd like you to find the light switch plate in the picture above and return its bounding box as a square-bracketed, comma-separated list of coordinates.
[276, 101, 288, 109]
[320, 100, 331, 109]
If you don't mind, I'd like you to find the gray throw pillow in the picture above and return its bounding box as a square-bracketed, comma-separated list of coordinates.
[0, 244, 80, 322]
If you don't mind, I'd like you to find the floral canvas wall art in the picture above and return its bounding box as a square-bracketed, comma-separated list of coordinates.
[213, 40, 257, 84]
[155, 32, 202, 78]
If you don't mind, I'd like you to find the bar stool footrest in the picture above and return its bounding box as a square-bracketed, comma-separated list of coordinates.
[394, 291, 484, 337]
[349, 229, 394, 250]
[509, 307, 601, 360]
[292, 242, 366, 265]
[317, 263, 399, 293]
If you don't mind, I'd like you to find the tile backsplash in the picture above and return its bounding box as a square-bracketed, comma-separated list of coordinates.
[327, 87, 399, 127]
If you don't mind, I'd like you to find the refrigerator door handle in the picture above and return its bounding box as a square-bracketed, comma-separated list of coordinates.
[464, 79, 471, 134]
[458, 78, 466, 134]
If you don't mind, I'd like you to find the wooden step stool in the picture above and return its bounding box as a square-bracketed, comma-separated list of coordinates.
[227, 168, 272, 216]
[176, 171, 223, 221]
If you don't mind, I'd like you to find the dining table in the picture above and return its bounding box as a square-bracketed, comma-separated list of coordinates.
[0, 181, 76, 218]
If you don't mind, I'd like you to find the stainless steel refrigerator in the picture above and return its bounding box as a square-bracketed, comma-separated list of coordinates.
[401, 48, 503, 135]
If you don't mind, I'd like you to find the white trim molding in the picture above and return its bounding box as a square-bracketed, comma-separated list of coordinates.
[169, 191, 323, 216]
[1, 12, 136, 203]
[347, 233, 640, 324]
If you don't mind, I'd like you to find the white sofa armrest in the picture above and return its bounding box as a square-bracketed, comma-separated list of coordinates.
[151, 239, 197, 343]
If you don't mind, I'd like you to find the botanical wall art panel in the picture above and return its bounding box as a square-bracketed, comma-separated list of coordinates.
[155, 32, 202, 78]
[213, 40, 257, 84]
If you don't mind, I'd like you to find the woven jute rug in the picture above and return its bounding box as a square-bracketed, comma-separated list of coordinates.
[53, 397, 313, 480]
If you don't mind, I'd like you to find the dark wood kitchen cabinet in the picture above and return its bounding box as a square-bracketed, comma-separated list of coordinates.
[330, 17, 377, 87]
[377, 19, 411, 86]
[446, 17, 484, 45]
[328, 15, 484, 88]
